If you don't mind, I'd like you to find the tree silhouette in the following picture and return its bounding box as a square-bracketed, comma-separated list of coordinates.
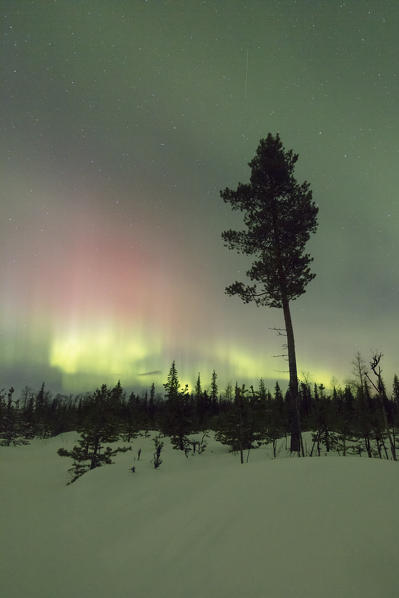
[163, 360, 180, 401]
[57, 384, 131, 484]
[215, 383, 259, 463]
[220, 133, 318, 453]
[161, 361, 192, 451]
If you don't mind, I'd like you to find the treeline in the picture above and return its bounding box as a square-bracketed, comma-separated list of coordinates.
[1, 358, 399, 480]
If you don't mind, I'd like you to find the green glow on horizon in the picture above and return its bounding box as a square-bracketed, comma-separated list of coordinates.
[49, 323, 162, 380]
[297, 369, 339, 390]
[212, 343, 339, 391]
[212, 343, 288, 384]
[1, 0, 398, 395]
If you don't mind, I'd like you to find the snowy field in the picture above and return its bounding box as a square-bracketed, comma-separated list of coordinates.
[1, 431, 398, 598]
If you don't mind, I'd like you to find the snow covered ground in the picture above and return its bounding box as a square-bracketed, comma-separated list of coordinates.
[1, 431, 398, 598]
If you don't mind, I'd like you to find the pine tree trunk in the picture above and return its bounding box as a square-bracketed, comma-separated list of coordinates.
[282, 295, 303, 455]
[269, 199, 303, 456]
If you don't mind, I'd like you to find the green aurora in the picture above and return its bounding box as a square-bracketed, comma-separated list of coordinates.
[1, 1, 398, 393]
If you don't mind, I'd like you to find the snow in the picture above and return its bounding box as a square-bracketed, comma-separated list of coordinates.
[1, 432, 398, 598]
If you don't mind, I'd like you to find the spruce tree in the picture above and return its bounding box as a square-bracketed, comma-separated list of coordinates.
[148, 382, 156, 426]
[161, 361, 192, 451]
[0, 387, 30, 446]
[224, 382, 233, 401]
[210, 370, 218, 406]
[163, 360, 180, 401]
[258, 378, 267, 400]
[263, 396, 286, 458]
[220, 133, 318, 454]
[274, 381, 283, 402]
[152, 434, 164, 469]
[331, 386, 357, 456]
[34, 382, 52, 438]
[195, 372, 202, 400]
[57, 384, 131, 484]
[194, 372, 205, 428]
[215, 383, 259, 463]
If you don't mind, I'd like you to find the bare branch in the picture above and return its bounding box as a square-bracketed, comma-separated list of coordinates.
[369, 353, 383, 376]
[364, 371, 379, 394]
[268, 327, 287, 337]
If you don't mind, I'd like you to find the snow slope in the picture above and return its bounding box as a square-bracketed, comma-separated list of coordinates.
[1, 432, 398, 598]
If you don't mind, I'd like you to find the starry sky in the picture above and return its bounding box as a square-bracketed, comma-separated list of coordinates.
[1, 0, 398, 395]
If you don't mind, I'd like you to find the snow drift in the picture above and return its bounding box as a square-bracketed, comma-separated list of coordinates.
[1, 432, 398, 598]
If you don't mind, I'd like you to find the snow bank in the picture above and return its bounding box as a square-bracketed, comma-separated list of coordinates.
[1, 432, 398, 598]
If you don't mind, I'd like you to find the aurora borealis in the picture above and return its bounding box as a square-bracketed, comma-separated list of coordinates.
[1, 1, 398, 394]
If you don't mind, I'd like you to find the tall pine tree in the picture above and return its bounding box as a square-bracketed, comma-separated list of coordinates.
[220, 133, 318, 454]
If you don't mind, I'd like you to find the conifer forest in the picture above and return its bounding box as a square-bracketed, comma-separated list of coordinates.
[1, 353, 399, 484]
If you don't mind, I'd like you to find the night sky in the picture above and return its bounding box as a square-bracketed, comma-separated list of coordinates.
[1, 0, 398, 394]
